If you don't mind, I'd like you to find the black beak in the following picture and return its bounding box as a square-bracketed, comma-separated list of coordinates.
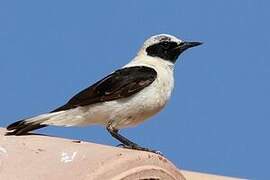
[183, 41, 203, 48]
[176, 41, 203, 54]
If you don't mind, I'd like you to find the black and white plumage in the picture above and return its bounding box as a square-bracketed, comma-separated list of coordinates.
[6, 34, 202, 154]
[53, 66, 157, 112]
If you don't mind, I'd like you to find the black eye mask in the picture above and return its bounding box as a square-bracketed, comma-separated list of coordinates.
[146, 41, 180, 63]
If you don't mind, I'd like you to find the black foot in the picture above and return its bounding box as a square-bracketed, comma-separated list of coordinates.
[117, 143, 163, 155]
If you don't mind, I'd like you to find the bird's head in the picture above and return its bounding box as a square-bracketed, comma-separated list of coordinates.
[138, 34, 202, 63]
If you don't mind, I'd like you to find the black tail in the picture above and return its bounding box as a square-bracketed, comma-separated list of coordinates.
[6, 120, 47, 136]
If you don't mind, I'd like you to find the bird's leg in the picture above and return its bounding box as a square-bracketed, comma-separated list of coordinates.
[106, 125, 162, 155]
[106, 125, 138, 147]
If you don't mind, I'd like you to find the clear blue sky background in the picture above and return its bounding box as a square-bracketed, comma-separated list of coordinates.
[0, 1, 269, 179]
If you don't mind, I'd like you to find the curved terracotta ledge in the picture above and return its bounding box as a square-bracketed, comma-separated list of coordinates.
[0, 128, 242, 180]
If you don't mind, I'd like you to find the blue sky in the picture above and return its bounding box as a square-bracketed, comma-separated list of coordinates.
[0, 1, 269, 179]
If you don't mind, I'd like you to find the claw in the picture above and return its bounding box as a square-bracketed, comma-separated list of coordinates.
[117, 144, 163, 156]
[116, 143, 125, 147]
[154, 150, 163, 156]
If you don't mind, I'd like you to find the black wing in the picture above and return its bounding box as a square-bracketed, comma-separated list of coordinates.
[52, 66, 157, 112]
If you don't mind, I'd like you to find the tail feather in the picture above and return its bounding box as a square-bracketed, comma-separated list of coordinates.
[7, 120, 26, 131]
[5, 112, 62, 136]
[6, 122, 47, 135]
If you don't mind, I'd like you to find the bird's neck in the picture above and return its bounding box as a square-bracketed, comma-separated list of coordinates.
[125, 54, 175, 71]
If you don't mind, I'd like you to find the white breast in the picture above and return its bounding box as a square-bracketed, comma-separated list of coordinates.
[108, 55, 175, 128]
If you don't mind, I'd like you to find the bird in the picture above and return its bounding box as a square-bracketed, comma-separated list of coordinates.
[6, 34, 202, 154]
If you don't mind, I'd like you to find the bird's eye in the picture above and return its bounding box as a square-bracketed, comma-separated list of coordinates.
[161, 42, 170, 49]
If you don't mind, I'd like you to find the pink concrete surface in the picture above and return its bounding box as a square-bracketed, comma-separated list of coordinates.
[0, 127, 243, 180]
[0, 128, 184, 180]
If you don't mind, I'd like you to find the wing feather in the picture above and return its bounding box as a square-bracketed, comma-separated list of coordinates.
[52, 66, 157, 112]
